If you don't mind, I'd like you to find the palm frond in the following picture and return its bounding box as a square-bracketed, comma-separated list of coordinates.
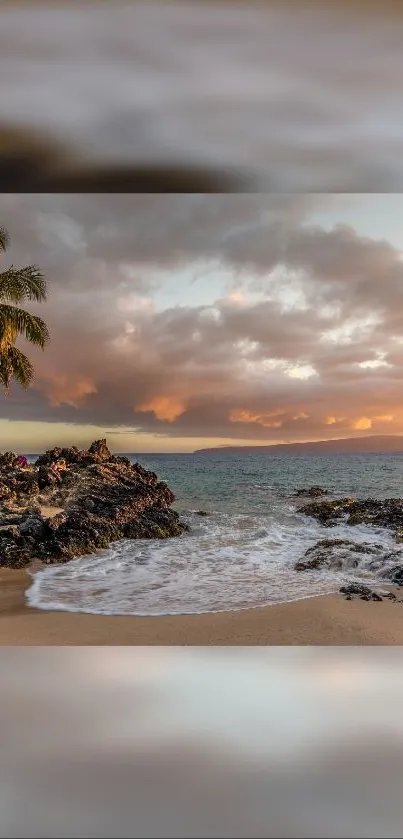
[0, 227, 10, 254]
[0, 225, 50, 395]
[0, 265, 47, 303]
[0, 345, 34, 394]
[0, 305, 50, 349]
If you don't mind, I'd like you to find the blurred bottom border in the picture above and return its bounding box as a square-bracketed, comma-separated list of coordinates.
[1, 646, 403, 837]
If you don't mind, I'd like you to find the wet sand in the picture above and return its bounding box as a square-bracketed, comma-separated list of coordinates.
[1, 569, 403, 645]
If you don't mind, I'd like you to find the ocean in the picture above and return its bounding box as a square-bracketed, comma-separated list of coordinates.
[25, 451, 403, 616]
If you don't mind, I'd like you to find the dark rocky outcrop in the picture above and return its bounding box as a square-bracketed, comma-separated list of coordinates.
[297, 496, 403, 588]
[380, 564, 403, 586]
[300, 497, 403, 537]
[0, 452, 18, 470]
[0, 439, 189, 569]
[341, 584, 383, 601]
[295, 538, 384, 572]
[339, 583, 391, 602]
[295, 535, 402, 600]
[299, 498, 356, 527]
[294, 486, 328, 498]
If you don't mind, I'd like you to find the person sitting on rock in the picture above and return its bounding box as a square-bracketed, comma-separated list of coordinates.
[16, 455, 29, 469]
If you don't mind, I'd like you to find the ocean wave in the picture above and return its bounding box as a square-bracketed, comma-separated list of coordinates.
[26, 504, 397, 616]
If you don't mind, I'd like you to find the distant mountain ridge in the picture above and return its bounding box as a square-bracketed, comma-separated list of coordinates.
[194, 436, 403, 455]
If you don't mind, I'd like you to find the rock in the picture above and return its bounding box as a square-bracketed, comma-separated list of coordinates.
[88, 438, 112, 462]
[195, 510, 209, 517]
[340, 583, 383, 601]
[0, 524, 20, 539]
[380, 564, 403, 586]
[299, 498, 355, 527]
[296, 539, 352, 571]
[114, 456, 131, 467]
[0, 452, 18, 469]
[46, 512, 67, 531]
[35, 439, 113, 470]
[294, 486, 328, 498]
[0, 440, 189, 569]
[340, 580, 365, 593]
[0, 482, 14, 501]
[19, 513, 46, 538]
[300, 496, 403, 535]
[295, 539, 382, 572]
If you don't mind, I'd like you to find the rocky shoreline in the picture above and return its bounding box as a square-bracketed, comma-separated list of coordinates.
[294, 487, 403, 601]
[299, 494, 403, 535]
[2, 466, 403, 605]
[0, 440, 188, 569]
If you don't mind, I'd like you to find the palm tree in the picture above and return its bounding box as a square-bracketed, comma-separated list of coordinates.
[0, 225, 50, 394]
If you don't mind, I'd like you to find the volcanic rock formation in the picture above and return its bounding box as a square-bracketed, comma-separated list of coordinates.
[0, 440, 188, 569]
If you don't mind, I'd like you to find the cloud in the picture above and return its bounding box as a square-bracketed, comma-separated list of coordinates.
[1, 194, 403, 447]
[136, 396, 188, 423]
[352, 417, 372, 431]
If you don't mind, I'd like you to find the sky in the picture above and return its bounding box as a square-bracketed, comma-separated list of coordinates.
[1, 193, 403, 453]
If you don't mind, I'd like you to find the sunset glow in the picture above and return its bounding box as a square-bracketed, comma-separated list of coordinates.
[1, 193, 403, 453]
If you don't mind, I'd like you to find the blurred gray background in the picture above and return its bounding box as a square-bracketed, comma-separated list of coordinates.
[1, 647, 403, 837]
[1, 1, 403, 190]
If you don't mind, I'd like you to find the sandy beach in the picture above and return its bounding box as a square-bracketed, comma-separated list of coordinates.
[0, 568, 402, 645]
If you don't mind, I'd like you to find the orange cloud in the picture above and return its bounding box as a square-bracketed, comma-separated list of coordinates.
[351, 415, 394, 430]
[326, 416, 346, 425]
[229, 409, 282, 428]
[41, 375, 98, 408]
[136, 396, 187, 422]
[352, 417, 372, 430]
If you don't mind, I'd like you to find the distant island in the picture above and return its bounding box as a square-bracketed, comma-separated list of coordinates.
[194, 435, 403, 455]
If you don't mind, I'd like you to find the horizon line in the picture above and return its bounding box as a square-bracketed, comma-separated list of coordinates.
[8, 432, 403, 457]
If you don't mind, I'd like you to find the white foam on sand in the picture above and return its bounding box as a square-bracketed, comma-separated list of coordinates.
[26, 506, 399, 616]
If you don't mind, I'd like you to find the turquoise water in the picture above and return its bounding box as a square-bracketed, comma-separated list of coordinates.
[27, 453, 403, 615]
[132, 451, 403, 512]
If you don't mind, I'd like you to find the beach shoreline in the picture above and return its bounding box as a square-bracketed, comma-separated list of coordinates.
[1, 568, 403, 645]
